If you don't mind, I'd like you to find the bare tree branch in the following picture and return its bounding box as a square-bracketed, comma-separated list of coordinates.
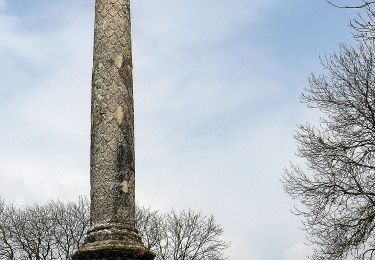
[327, 0, 375, 9]
[284, 43, 375, 260]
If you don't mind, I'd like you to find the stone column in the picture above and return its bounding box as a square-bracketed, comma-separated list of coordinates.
[73, 0, 154, 259]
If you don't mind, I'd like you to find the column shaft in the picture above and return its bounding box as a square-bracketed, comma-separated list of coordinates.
[90, 0, 135, 229]
[73, 1, 155, 259]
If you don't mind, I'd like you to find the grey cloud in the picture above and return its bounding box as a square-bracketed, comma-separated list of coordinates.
[0, 0, 336, 259]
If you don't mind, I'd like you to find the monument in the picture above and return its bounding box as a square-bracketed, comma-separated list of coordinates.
[73, 0, 155, 259]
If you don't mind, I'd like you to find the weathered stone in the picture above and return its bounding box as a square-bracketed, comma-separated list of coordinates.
[72, 0, 154, 259]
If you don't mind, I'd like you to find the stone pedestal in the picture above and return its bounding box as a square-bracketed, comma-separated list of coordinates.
[73, 243, 154, 260]
[72, 0, 155, 259]
[73, 225, 155, 260]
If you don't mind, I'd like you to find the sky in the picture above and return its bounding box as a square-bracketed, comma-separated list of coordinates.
[0, 0, 360, 259]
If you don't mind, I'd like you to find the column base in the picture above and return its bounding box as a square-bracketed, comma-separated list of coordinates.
[72, 225, 155, 260]
[72, 241, 155, 260]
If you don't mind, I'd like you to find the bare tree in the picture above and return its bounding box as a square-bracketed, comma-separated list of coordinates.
[0, 199, 16, 260]
[349, 5, 375, 39]
[16, 205, 57, 260]
[0, 203, 55, 260]
[49, 198, 90, 260]
[135, 206, 163, 252]
[326, 0, 375, 39]
[0, 198, 228, 260]
[167, 210, 228, 260]
[137, 208, 229, 260]
[0, 198, 90, 260]
[284, 43, 375, 260]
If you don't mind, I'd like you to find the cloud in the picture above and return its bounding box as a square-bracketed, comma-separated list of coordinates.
[0, 0, 94, 204]
[0, 0, 5, 11]
[284, 242, 312, 260]
[0, 155, 89, 205]
[0, 1, 305, 260]
[0, 0, 354, 259]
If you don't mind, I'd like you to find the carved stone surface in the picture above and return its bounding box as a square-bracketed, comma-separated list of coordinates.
[90, 0, 135, 232]
[72, 0, 154, 259]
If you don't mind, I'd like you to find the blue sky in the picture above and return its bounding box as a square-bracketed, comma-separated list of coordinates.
[0, 0, 360, 259]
